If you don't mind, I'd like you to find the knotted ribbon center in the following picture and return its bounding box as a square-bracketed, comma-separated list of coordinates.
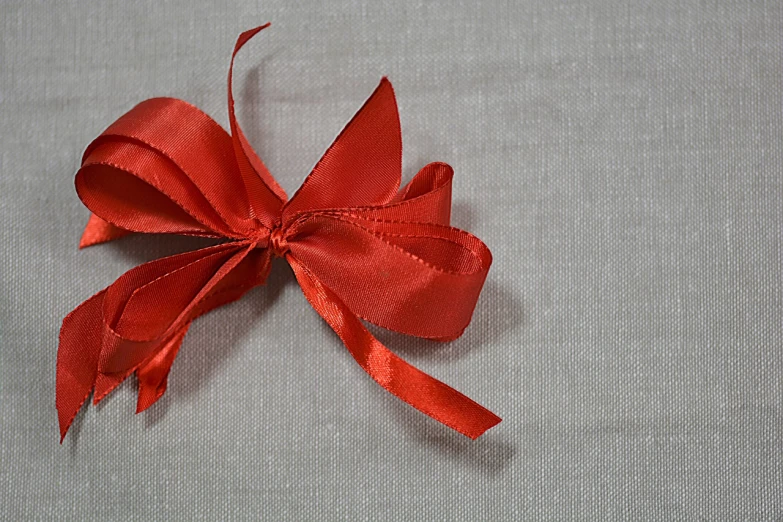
[269, 226, 289, 258]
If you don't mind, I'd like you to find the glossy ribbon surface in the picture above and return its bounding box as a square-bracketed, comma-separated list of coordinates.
[57, 24, 500, 441]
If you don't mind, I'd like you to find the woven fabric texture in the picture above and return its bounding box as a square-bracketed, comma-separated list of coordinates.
[1, 1, 782, 520]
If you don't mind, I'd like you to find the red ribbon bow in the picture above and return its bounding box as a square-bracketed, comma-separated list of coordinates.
[56, 24, 500, 441]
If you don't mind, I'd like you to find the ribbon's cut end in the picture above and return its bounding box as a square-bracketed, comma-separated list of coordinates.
[57, 393, 90, 444]
[59, 418, 69, 444]
[56, 290, 105, 441]
[136, 380, 166, 413]
[465, 413, 502, 440]
[134, 325, 188, 413]
[79, 214, 131, 248]
[92, 372, 126, 406]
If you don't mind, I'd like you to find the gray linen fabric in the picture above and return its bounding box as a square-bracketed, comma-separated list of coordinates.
[2, 1, 782, 520]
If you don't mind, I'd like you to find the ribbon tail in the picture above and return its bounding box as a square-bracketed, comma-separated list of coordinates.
[135, 323, 190, 413]
[56, 290, 106, 442]
[289, 257, 501, 439]
[79, 213, 131, 248]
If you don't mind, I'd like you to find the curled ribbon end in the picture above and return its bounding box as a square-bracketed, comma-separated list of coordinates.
[235, 22, 271, 52]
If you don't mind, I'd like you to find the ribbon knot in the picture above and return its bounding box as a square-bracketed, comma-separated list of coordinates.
[268, 226, 289, 258]
[56, 24, 500, 442]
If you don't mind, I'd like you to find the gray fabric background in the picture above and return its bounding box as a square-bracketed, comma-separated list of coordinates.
[1, 0, 782, 520]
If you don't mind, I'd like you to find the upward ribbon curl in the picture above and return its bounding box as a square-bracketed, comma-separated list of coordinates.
[56, 24, 500, 441]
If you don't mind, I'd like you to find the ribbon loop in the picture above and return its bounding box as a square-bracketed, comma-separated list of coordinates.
[77, 96, 269, 238]
[98, 243, 252, 373]
[283, 78, 403, 221]
[287, 213, 491, 339]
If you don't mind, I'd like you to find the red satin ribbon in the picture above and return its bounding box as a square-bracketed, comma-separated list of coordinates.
[56, 24, 500, 441]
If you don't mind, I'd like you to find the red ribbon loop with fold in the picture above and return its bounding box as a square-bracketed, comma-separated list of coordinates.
[56, 24, 500, 441]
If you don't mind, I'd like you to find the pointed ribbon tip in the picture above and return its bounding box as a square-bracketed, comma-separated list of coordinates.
[57, 24, 500, 442]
